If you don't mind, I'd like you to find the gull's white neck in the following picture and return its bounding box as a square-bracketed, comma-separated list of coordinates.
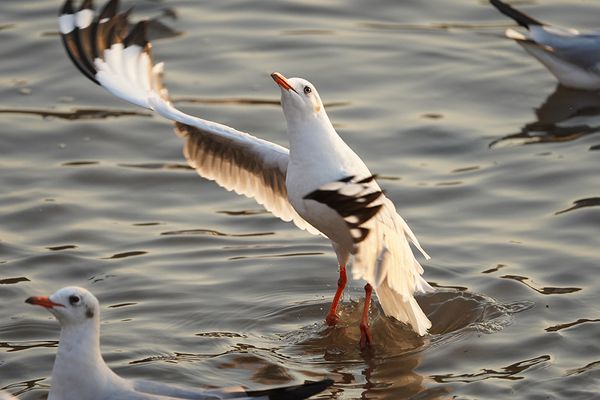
[286, 109, 370, 183]
[287, 111, 360, 171]
[49, 321, 123, 400]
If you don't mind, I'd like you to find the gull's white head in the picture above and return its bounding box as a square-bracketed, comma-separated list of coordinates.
[271, 72, 328, 125]
[26, 286, 99, 327]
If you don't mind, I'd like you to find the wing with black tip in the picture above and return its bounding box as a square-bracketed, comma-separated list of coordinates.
[58, 0, 321, 237]
[304, 175, 384, 252]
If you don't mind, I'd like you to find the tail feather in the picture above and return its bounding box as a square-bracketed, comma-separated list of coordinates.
[376, 280, 431, 336]
[489, 0, 544, 29]
[352, 199, 432, 335]
[244, 379, 334, 400]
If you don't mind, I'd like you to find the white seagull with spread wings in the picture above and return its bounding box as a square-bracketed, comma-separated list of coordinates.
[26, 287, 333, 400]
[490, 0, 600, 90]
[58, 0, 433, 347]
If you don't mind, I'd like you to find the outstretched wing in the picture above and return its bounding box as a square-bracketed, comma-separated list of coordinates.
[58, 0, 320, 236]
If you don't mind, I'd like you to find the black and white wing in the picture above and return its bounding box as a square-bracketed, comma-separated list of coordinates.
[303, 175, 384, 253]
[58, 0, 321, 236]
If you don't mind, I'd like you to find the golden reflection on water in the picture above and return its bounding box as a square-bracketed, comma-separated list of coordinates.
[490, 85, 600, 148]
[1, 0, 599, 399]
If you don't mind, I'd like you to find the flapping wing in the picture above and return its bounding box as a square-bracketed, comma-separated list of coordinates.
[177, 122, 320, 235]
[59, 0, 321, 236]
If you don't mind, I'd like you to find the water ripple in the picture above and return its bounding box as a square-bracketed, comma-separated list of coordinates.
[46, 245, 77, 251]
[103, 251, 148, 260]
[161, 229, 274, 237]
[545, 318, 600, 332]
[565, 360, 600, 376]
[500, 275, 582, 295]
[0, 277, 30, 285]
[431, 355, 551, 383]
[0, 108, 151, 120]
[0, 340, 57, 353]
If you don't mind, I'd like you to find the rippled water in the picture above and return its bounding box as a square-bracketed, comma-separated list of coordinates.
[1, 0, 599, 398]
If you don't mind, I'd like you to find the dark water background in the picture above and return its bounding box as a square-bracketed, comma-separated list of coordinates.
[1, 0, 599, 398]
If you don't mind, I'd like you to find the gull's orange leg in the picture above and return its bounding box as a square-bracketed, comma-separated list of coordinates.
[325, 264, 347, 326]
[359, 283, 373, 349]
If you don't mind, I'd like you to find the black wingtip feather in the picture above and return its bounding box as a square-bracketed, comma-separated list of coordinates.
[352, 204, 383, 225]
[60, 0, 74, 15]
[99, 0, 119, 20]
[351, 227, 370, 243]
[357, 174, 378, 184]
[245, 379, 333, 400]
[122, 5, 134, 18]
[109, 12, 130, 44]
[80, 0, 94, 11]
[61, 29, 99, 84]
[125, 21, 148, 48]
[489, 0, 544, 28]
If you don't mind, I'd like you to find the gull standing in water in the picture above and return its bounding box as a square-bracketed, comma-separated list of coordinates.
[58, 0, 433, 347]
[490, 0, 600, 90]
[26, 287, 333, 400]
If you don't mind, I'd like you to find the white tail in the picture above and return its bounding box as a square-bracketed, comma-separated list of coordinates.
[352, 198, 433, 335]
[375, 279, 431, 335]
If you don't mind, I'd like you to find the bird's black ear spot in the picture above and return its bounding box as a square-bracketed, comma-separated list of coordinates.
[85, 307, 94, 319]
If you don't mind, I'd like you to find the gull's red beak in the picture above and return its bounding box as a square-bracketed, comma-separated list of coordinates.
[271, 72, 297, 93]
[25, 296, 64, 308]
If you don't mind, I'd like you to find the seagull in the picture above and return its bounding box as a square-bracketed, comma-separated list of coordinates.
[25, 286, 334, 400]
[58, 0, 433, 347]
[490, 0, 600, 90]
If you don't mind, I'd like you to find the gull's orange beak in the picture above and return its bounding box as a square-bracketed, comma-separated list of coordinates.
[26, 296, 64, 308]
[271, 72, 297, 93]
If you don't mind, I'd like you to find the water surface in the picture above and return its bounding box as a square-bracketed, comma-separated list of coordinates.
[1, 0, 599, 398]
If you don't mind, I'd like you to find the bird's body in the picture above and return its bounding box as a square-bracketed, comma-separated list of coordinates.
[273, 75, 432, 339]
[26, 287, 333, 400]
[490, 0, 600, 90]
[282, 85, 372, 256]
[58, 0, 433, 345]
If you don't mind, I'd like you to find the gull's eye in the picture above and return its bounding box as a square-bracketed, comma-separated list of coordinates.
[69, 295, 80, 305]
[303, 86, 312, 95]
